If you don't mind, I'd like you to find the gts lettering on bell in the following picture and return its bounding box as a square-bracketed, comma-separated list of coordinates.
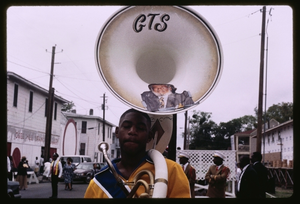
[133, 13, 170, 33]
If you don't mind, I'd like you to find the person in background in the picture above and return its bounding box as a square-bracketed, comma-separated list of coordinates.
[92, 163, 101, 177]
[205, 151, 230, 198]
[17, 156, 29, 190]
[178, 152, 196, 198]
[34, 156, 40, 175]
[251, 152, 268, 198]
[39, 155, 44, 174]
[49, 153, 62, 199]
[7, 156, 11, 180]
[236, 156, 259, 198]
[63, 157, 75, 190]
[43, 159, 51, 178]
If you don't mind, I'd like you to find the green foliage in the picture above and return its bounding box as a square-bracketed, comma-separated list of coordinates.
[62, 101, 76, 112]
[188, 102, 292, 150]
[254, 102, 293, 123]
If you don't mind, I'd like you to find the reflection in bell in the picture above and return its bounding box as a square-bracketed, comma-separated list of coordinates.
[141, 83, 194, 112]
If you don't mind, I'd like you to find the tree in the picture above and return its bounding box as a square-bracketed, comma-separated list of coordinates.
[189, 111, 217, 150]
[254, 102, 293, 123]
[62, 101, 76, 112]
[188, 112, 256, 150]
[188, 102, 292, 150]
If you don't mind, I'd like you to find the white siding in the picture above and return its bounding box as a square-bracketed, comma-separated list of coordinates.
[7, 72, 68, 165]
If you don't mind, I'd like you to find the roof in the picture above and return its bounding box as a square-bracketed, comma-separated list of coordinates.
[63, 111, 116, 127]
[7, 71, 69, 104]
[251, 119, 293, 138]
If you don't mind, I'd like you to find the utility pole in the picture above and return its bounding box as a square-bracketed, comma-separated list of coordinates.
[183, 111, 188, 150]
[44, 45, 56, 162]
[101, 93, 108, 142]
[100, 93, 108, 163]
[256, 6, 267, 153]
[168, 114, 177, 161]
[44, 45, 62, 161]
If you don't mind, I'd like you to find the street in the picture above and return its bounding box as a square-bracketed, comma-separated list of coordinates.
[20, 180, 88, 199]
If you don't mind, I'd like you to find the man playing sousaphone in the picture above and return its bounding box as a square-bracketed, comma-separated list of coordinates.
[84, 109, 191, 198]
[205, 151, 230, 198]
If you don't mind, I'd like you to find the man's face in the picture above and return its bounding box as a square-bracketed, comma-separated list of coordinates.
[179, 157, 188, 165]
[151, 84, 170, 96]
[53, 155, 57, 161]
[116, 112, 151, 156]
[213, 156, 223, 166]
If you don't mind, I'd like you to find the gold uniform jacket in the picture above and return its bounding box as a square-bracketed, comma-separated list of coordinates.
[84, 155, 191, 198]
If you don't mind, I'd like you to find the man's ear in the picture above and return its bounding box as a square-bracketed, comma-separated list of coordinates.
[115, 127, 119, 138]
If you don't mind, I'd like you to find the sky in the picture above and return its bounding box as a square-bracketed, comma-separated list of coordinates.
[6, 5, 293, 149]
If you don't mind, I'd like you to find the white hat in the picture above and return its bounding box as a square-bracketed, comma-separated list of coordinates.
[213, 151, 225, 160]
[178, 152, 190, 159]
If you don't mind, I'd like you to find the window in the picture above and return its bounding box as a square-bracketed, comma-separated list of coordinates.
[29, 91, 33, 112]
[81, 121, 87, 133]
[80, 143, 86, 155]
[13, 84, 18, 107]
[54, 102, 57, 120]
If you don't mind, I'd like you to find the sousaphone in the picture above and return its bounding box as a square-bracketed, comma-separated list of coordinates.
[95, 6, 222, 198]
[95, 5, 222, 152]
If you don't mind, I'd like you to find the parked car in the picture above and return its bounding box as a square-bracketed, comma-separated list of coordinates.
[7, 179, 21, 198]
[73, 162, 105, 183]
[60, 155, 92, 166]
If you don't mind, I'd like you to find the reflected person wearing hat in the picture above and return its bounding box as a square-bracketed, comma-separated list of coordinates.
[49, 153, 62, 199]
[178, 152, 196, 198]
[205, 151, 230, 198]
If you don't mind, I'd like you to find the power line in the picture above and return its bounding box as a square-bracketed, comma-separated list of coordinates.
[7, 60, 49, 74]
[214, 8, 261, 27]
[224, 34, 259, 45]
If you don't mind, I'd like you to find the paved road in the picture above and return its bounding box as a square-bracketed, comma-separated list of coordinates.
[20, 180, 89, 199]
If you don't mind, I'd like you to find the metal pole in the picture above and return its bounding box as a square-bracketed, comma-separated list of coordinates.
[168, 114, 177, 161]
[102, 93, 106, 142]
[184, 111, 188, 150]
[256, 6, 267, 153]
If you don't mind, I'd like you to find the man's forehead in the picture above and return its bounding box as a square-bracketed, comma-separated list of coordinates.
[120, 112, 149, 127]
[121, 112, 147, 122]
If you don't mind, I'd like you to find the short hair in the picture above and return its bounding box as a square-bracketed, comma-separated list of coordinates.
[240, 155, 250, 165]
[252, 151, 262, 161]
[120, 109, 151, 129]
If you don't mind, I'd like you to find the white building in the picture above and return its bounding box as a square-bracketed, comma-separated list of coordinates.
[253, 119, 293, 166]
[232, 119, 293, 167]
[63, 110, 119, 163]
[7, 71, 69, 168]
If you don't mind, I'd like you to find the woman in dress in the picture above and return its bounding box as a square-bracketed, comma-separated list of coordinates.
[63, 157, 75, 190]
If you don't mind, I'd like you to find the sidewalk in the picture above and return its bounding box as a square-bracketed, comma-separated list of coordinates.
[20, 180, 88, 199]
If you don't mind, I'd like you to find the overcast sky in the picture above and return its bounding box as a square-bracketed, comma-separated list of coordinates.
[6, 6, 293, 149]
